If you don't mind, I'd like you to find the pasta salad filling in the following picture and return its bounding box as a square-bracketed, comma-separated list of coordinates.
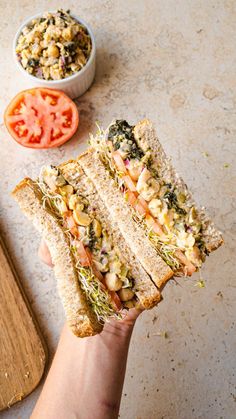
[16, 9, 92, 80]
[37, 165, 136, 322]
[90, 120, 208, 276]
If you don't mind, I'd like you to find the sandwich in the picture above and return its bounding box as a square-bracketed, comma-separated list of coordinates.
[87, 119, 223, 283]
[12, 119, 223, 337]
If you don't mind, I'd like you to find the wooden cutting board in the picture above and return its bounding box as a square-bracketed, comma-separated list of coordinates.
[0, 236, 48, 411]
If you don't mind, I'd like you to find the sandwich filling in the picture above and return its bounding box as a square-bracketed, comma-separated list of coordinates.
[90, 120, 209, 276]
[37, 165, 136, 322]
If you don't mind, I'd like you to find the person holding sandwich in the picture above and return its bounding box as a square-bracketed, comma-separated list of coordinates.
[31, 240, 141, 419]
[13, 119, 222, 418]
[13, 119, 222, 341]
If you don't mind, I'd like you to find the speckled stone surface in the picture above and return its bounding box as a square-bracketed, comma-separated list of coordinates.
[0, 1, 235, 418]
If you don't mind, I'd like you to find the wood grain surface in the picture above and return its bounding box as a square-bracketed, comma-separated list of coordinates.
[0, 236, 47, 411]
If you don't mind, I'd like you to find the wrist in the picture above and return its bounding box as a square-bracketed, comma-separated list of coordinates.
[62, 308, 141, 353]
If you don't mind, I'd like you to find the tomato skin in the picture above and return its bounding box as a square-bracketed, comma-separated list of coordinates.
[112, 151, 127, 174]
[125, 190, 138, 206]
[109, 291, 122, 312]
[91, 264, 104, 283]
[174, 249, 196, 276]
[146, 214, 164, 236]
[123, 175, 137, 192]
[137, 196, 149, 212]
[77, 242, 91, 267]
[4, 88, 79, 149]
[135, 201, 147, 217]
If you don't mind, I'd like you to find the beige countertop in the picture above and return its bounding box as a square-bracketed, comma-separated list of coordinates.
[0, 1, 235, 418]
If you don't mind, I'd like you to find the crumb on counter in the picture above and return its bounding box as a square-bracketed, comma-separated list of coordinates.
[194, 279, 205, 288]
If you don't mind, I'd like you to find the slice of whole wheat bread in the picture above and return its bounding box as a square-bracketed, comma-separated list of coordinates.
[12, 178, 103, 337]
[79, 150, 174, 288]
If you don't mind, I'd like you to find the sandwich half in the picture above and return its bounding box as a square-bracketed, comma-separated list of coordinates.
[12, 160, 162, 337]
[87, 119, 223, 283]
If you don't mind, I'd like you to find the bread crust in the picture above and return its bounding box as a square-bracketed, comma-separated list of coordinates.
[133, 119, 223, 253]
[78, 150, 173, 288]
[12, 178, 103, 337]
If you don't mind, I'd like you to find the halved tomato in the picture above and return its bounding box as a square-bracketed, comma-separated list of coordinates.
[4, 88, 79, 149]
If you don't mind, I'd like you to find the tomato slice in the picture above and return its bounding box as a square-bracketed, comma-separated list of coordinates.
[77, 242, 92, 267]
[109, 291, 122, 312]
[146, 214, 165, 236]
[4, 88, 79, 149]
[83, 247, 107, 284]
[135, 201, 147, 217]
[76, 243, 121, 310]
[66, 215, 77, 229]
[112, 151, 127, 174]
[174, 249, 196, 275]
[91, 263, 104, 283]
[137, 196, 150, 213]
[123, 175, 137, 192]
[125, 190, 138, 206]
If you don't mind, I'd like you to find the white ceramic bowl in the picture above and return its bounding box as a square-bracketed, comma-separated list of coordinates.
[13, 12, 96, 99]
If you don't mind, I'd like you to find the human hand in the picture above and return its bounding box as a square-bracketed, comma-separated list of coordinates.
[38, 240, 142, 335]
[34, 240, 141, 419]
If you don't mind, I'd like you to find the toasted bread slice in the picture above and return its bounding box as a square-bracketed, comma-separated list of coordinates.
[78, 150, 174, 288]
[12, 179, 103, 337]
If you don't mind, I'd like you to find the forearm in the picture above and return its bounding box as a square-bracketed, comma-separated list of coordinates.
[31, 320, 135, 419]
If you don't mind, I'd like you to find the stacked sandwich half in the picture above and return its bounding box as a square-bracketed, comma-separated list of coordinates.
[13, 119, 223, 337]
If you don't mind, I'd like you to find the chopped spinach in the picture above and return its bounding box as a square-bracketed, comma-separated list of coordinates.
[64, 41, 76, 55]
[87, 224, 97, 250]
[108, 120, 144, 160]
[195, 236, 209, 256]
[108, 120, 133, 140]
[58, 9, 67, 18]
[49, 17, 55, 25]
[128, 144, 144, 160]
[146, 157, 159, 177]
[163, 187, 186, 215]
[150, 168, 159, 178]
[113, 140, 121, 151]
[28, 58, 39, 67]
